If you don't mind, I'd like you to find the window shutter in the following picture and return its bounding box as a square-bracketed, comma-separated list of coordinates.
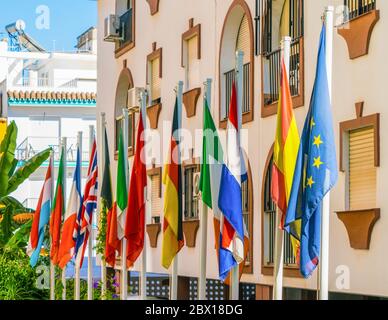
[187, 36, 199, 89]
[236, 15, 250, 64]
[151, 174, 161, 218]
[349, 126, 376, 210]
[151, 58, 161, 102]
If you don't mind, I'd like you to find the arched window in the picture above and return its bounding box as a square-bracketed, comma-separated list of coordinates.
[261, 146, 297, 276]
[114, 66, 135, 157]
[219, 0, 254, 128]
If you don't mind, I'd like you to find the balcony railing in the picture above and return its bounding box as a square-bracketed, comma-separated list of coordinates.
[223, 62, 251, 119]
[11, 77, 97, 92]
[118, 8, 133, 48]
[263, 37, 301, 106]
[344, 0, 376, 21]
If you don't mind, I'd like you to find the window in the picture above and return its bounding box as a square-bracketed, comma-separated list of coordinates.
[115, 112, 135, 155]
[184, 166, 199, 221]
[261, 0, 304, 117]
[344, 0, 376, 21]
[148, 167, 162, 224]
[147, 44, 162, 107]
[348, 127, 376, 210]
[262, 154, 296, 270]
[219, 1, 254, 128]
[115, 0, 135, 58]
[182, 19, 201, 91]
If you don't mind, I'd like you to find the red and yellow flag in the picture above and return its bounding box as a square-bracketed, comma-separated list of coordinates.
[271, 58, 301, 256]
[161, 98, 184, 269]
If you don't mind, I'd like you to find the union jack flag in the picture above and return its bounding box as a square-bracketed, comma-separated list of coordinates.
[74, 138, 98, 268]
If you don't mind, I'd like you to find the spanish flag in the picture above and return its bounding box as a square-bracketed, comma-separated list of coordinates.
[161, 98, 184, 269]
[271, 58, 301, 257]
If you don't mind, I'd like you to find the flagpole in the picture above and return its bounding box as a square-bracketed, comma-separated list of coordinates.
[61, 137, 67, 300]
[171, 80, 184, 301]
[121, 108, 129, 300]
[140, 90, 148, 300]
[198, 78, 212, 300]
[319, 6, 334, 301]
[49, 150, 55, 300]
[75, 131, 83, 300]
[100, 112, 107, 300]
[272, 36, 291, 301]
[88, 125, 95, 300]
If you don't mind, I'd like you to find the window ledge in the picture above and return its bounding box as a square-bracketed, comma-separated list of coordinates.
[261, 265, 302, 278]
[337, 9, 380, 59]
[146, 0, 160, 15]
[147, 102, 162, 129]
[146, 223, 161, 248]
[219, 110, 254, 129]
[183, 87, 201, 118]
[182, 219, 200, 248]
[336, 208, 380, 250]
[115, 41, 135, 59]
[114, 147, 134, 160]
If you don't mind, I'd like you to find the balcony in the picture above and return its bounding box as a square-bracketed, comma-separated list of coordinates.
[115, 8, 135, 58]
[344, 0, 376, 21]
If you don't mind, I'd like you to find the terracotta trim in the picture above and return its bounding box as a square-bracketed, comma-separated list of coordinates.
[146, 102, 162, 129]
[260, 37, 305, 118]
[146, 223, 161, 248]
[114, 0, 136, 58]
[146, 0, 160, 15]
[260, 144, 301, 278]
[181, 19, 201, 67]
[336, 208, 380, 250]
[147, 166, 162, 198]
[218, 0, 254, 129]
[339, 102, 380, 171]
[183, 87, 201, 118]
[182, 220, 200, 248]
[338, 9, 380, 60]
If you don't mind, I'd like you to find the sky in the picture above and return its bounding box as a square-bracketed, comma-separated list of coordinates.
[0, 0, 97, 52]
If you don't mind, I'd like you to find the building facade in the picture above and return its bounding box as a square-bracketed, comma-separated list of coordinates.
[97, 0, 387, 299]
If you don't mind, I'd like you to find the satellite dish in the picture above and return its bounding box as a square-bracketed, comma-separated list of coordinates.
[15, 20, 26, 32]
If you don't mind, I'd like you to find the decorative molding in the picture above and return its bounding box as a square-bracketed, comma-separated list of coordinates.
[339, 102, 380, 171]
[183, 88, 201, 118]
[146, 223, 161, 248]
[182, 220, 200, 248]
[181, 18, 201, 67]
[261, 37, 305, 118]
[146, 0, 160, 16]
[218, 0, 254, 129]
[336, 209, 380, 250]
[146, 103, 162, 129]
[338, 10, 380, 60]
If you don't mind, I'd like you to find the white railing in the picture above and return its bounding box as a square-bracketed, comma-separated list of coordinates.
[10, 77, 97, 92]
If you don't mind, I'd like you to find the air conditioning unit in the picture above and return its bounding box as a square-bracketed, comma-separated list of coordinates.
[127, 87, 145, 109]
[103, 14, 121, 42]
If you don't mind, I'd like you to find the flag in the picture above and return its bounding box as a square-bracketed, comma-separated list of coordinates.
[285, 24, 338, 278]
[50, 146, 65, 265]
[75, 138, 98, 268]
[271, 57, 301, 258]
[125, 110, 146, 266]
[116, 128, 128, 240]
[58, 147, 82, 269]
[199, 96, 249, 282]
[100, 129, 116, 267]
[27, 156, 53, 267]
[218, 82, 246, 281]
[161, 98, 184, 269]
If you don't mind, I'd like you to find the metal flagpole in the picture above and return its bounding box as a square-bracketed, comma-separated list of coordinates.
[88, 125, 95, 300]
[75, 131, 83, 300]
[140, 90, 148, 300]
[198, 78, 212, 300]
[171, 80, 184, 301]
[272, 36, 291, 301]
[229, 50, 244, 301]
[100, 112, 107, 300]
[49, 150, 55, 300]
[61, 137, 67, 300]
[121, 108, 129, 300]
[319, 6, 334, 301]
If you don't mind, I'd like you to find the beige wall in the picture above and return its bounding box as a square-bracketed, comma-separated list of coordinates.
[97, 0, 388, 297]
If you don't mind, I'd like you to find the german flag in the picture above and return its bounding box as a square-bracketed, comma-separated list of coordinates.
[161, 98, 184, 269]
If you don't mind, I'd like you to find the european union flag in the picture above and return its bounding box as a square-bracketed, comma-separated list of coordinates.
[284, 24, 338, 278]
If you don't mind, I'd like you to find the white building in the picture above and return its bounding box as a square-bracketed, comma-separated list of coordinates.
[0, 24, 97, 209]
